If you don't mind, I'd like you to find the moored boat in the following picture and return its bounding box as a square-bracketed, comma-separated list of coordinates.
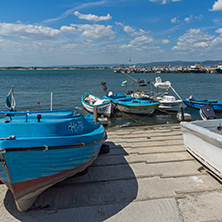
[183, 96, 222, 111]
[0, 109, 106, 211]
[81, 91, 113, 117]
[115, 97, 159, 115]
[104, 92, 159, 115]
[181, 119, 222, 179]
[216, 64, 222, 74]
[152, 77, 183, 112]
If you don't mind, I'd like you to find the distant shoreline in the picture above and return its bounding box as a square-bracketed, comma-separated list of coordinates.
[0, 67, 113, 71]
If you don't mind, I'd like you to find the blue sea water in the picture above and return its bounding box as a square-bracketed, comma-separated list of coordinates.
[1, 69, 222, 127]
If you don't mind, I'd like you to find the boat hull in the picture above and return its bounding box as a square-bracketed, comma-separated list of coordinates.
[116, 103, 158, 115]
[1, 143, 102, 211]
[158, 101, 183, 112]
[81, 93, 113, 117]
[0, 111, 106, 211]
[181, 120, 222, 179]
[183, 98, 222, 111]
[82, 100, 113, 117]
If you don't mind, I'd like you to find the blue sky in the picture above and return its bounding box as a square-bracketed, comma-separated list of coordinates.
[0, 0, 222, 66]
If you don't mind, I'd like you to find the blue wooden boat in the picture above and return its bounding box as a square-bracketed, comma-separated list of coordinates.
[103, 93, 159, 115]
[0, 109, 106, 211]
[183, 96, 222, 111]
[103, 93, 131, 103]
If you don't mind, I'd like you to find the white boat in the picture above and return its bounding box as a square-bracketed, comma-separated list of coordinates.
[81, 92, 113, 117]
[216, 64, 222, 74]
[181, 119, 222, 179]
[153, 77, 183, 112]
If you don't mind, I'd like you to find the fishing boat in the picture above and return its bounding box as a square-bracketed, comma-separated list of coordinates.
[183, 96, 222, 111]
[115, 97, 159, 115]
[104, 92, 159, 115]
[0, 108, 107, 212]
[152, 77, 183, 112]
[81, 91, 113, 117]
[103, 92, 131, 102]
[216, 64, 222, 74]
[181, 119, 222, 179]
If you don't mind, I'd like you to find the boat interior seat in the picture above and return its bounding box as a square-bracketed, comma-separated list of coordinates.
[94, 100, 104, 105]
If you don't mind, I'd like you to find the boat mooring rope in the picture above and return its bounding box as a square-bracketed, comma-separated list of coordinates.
[117, 108, 153, 125]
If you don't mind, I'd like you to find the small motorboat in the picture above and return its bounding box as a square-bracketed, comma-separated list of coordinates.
[181, 119, 222, 179]
[0, 109, 107, 211]
[152, 77, 183, 112]
[81, 91, 113, 117]
[183, 96, 222, 111]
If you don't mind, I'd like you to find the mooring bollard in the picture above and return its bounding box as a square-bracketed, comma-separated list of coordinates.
[93, 106, 98, 123]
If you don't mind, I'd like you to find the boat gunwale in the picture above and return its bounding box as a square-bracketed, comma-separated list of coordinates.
[0, 134, 107, 153]
[181, 120, 222, 146]
[81, 94, 111, 108]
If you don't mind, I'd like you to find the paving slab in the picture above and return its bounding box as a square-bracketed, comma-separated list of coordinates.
[0, 123, 221, 222]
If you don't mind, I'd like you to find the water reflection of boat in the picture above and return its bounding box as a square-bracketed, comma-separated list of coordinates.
[0, 109, 106, 211]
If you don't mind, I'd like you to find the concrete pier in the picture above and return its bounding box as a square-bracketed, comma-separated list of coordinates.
[0, 123, 222, 221]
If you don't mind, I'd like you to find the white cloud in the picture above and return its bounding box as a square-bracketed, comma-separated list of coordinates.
[0, 23, 61, 40]
[171, 15, 202, 24]
[149, 0, 181, 4]
[123, 25, 136, 36]
[60, 25, 77, 33]
[194, 42, 208, 48]
[216, 28, 222, 35]
[123, 25, 149, 36]
[116, 23, 150, 36]
[43, 0, 109, 23]
[184, 15, 192, 22]
[74, 11, 112, 22]
[172, 28, 214, 51]
[61, 24, 115, 40]
[130, 35, 154, 45]
[171, 17, 179, 23]
[74, 24, 115, 40]
[210, 0, 222, 11]
[162, 39, 171, 44]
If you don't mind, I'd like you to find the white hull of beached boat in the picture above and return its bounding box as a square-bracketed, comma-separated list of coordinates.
[81, 93, 113, 117]
[180, 119, 222, 178]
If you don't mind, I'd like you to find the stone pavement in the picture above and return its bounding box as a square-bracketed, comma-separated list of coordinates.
[0, 123, 222, 222]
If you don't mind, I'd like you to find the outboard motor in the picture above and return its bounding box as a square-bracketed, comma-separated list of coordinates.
[199, 104, 216, 120]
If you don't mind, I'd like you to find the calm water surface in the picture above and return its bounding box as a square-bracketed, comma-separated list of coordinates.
[1, 69, 222, 127]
